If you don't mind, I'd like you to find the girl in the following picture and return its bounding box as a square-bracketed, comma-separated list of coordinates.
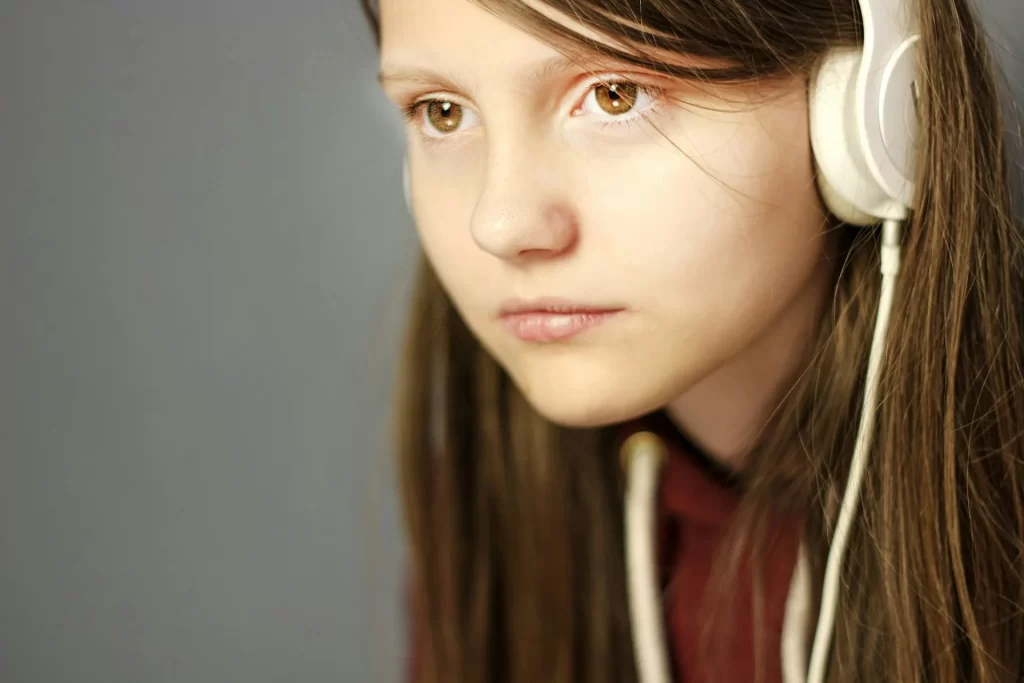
[362, 0, 1024, 681]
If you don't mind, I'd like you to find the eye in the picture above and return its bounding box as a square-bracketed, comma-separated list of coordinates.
[578, 80, 660, 120]
[404, 99, 481, 139]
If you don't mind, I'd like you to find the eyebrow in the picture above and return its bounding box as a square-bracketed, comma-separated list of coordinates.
[377, 54, 598, 90]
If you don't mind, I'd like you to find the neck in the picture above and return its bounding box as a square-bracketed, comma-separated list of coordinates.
[666, 252, 835, 467]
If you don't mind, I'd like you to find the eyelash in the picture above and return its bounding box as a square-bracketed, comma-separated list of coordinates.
[399, 78, 666, 146]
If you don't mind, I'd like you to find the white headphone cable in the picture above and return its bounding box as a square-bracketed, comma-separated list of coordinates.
[623, 218, 904, 683]
[805, 216, 904, 683]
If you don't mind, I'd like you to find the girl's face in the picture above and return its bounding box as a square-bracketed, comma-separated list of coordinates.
[378, 0, 834, 436]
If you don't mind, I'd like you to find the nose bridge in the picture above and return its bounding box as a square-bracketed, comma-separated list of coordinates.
[469, 131, 576, 260]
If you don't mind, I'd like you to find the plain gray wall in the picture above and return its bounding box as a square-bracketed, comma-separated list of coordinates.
[1, 1, 1021, 683]
[3, 2, 412, 682]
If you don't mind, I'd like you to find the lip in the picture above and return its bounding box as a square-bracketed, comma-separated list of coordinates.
[498, 298, 625, 342]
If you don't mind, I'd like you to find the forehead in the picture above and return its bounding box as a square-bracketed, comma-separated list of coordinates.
[378, 0, 607, 43]
[376, 0, 613, 84]
[375, 0, 734, 100]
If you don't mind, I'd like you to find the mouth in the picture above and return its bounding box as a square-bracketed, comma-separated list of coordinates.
[497, 298, 625, 342]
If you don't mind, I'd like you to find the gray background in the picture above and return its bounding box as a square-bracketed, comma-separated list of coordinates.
[1, 1, 1021, 682]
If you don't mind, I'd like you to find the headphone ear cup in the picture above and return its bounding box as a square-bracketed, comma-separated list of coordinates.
[815, 166, 878, 226]
[809, 48, 885, 227]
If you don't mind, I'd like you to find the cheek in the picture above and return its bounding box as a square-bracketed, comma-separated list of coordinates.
[581, 111, 825, 320]
[412, 183, 485, 294]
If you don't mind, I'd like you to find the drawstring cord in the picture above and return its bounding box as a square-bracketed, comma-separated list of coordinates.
[622, 432, 672, 683]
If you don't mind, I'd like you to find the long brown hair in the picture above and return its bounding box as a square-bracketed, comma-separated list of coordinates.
[362, 0, 1024, 681]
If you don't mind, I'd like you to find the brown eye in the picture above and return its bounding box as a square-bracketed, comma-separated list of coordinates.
[425, 100, 463, 134]
[593, 82, 639, 115]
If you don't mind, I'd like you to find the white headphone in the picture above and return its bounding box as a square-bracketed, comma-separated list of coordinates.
[810, 0, 920, 225]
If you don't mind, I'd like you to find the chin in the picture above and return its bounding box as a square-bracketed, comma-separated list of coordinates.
[508, 364, 669, 429]
[529, 397, 630, 428]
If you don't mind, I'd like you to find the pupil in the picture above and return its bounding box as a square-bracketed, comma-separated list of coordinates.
[597, 83, 637, 114]
[427, 101, 462, 133]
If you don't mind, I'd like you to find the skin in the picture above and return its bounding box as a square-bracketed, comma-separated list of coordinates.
[377, 0, 835, 465]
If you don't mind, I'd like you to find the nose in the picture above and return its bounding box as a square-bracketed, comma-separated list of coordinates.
[469, 149, 578, 262]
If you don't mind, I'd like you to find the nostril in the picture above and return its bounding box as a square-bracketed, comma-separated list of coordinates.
[542, 204, 580, 253]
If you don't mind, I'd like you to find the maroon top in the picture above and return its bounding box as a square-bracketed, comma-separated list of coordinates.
[406, 410, 803, 682]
